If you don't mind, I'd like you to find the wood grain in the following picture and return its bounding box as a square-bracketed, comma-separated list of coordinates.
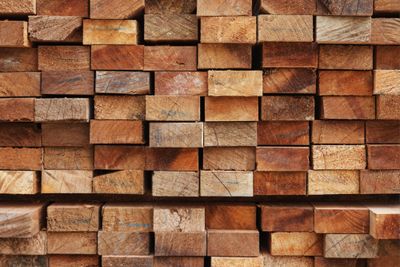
[38, 46, 90, 71]
[98, 231, 150, 255]
[316, 0, 373, 15]
[0, 147, 41, 170]
[263, 42, 318, 68]
[369, 206, 400, 239]
[0, 0, 36, 15]
[374, 70, 400, 95]
[144, 46, 196, 71]
[260, 0, 316, 14]
[152, 171, 199, 197]
[324, 234, 378, 258]
[208, 71, 263, 96]
[29, 15, 82, 42]
[200, 171, 253, 197]
[204, 122, 257, 147]
[47, 232, 97, 254]
[0, 72, 40, 97]
[145, 0, 196, 14]
[96, 71, 149, 95]
[206, 204, 256, 230]
[43, 147, 93, 170]
[91, 45, 144, 70]
[153, 207, 205, 232]
[319, 71, 372, 96]
[376, 45, 400, 70]
[146, 96, 200, 121]
[83, 19, 138, 45]
[149, 122, 203, 148]
[49, 255, 99, 267]
[42, 123, 89, 147]
[254, 171, 307, 195]
[211, 257, 263, 267]
[371, 18, 400, 45]
[90, 120, 144, 144]
[258, 122, 309, 145]
[360, 170, 400, 194]
[41, 170, 93, 193]
[102, 256, 152, 267]
[0, 21, 29, 48]
[319, 45, 373, 70]
[0, 204, 43, 238]
[0, 123, 41, 147]
[102, 204, 152, 232]
[321, 96, 375, 119]
[207, 230, 259, 257]
[256, 147, 309, 171]
[203, 147, 255, 171]
[263, 69, 316, 94]
[94, 95, 145, 120]
[0, 48, 38, 72]
[154, 72, 207, 96]
[377, 95, 400, 120]
[198, 44, 252, 69]
[374, 0, 400, 12]
[0, 98, 35, 122]
[313, 145, 366, 169]
[205, 97, 258, 121]
[0, 231, 46, 255]
[312, 120, 365, 144]
[154, 232, 206, 256]
[197, 0, 252, 16]
[94, 171, 144, 194]
[308, 170, 360, 195]
[261, 96, 315, 121]
[42, 71, 94, 95]
[37, 0, 89, 16]
[270, 232, 323, 256]
[35, 98, 90, 122]
[90, 0, 144, 19]
[0, 171, 38, 194]
[368, 145, 400, 169]
[263, 253, 313, 267]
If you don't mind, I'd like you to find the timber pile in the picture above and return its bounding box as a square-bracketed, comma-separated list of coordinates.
[0, 0, 399, 266]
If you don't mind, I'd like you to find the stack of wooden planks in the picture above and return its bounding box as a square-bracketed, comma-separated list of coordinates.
[0, 0, 399, 266]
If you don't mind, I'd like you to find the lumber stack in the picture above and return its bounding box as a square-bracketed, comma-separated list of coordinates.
[0, 0, 399, 265]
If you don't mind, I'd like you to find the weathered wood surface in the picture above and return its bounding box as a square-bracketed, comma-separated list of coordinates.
[270, 232, 323, 256]
[0, 21, 29, 47]
[208, 71, 263, 96]
[152, 171, 199, 197]
[256, 147, 309, 171]
[0, 204, 43, 238]
[261, 204, 313, 232]
[0, 256, 48, 267]
[90, 0, 144, 19]
[146, 96, 200, 121]
[0, 98, 35, 122]
[0, 72, 40, 97]
[360, 170, 400, 194]
[102, 204, 152, 232]
[200, 171, 253, 197]
[254, 171, 307, 195]
[0, 48, 38, 72]
[42, 71, 94, 95]
[29, 15, 82, 42]
[38, 46, 90, 71]
[0, 231, 46, 255]
[313, 145, 366, 170]
[153, 207, 205, 232]
[203, 147, 255, 171]
[96, 71, 149, 95]
[94, 170, 145, 194]
[145, 0, 196, 14]
[319, 45, 373, 70]
[83, 19, 138, 45]
[47, 232, 97, 254]
[263, 42, 318, 68]
[144, 46, 196, 71]
[262, 96, 315, 121]
[0, 171, 38, 194]
[43, 147, 93, 170]
[258, 122, 309, 145]
[41, 170, 93, 193]
[90, 120, 144, 144]
[145, 14, 198, 42]
[91, 45, 144, 70]
[200, 16, 257, 44]
[154, 232, 207, 256]
[47, 204, 100, 232]
[154, 72, 207, 96]
[324, 234, 378, 258]
[205, 97, 258, 121]
[308, 170, 360, 194]
[207, 230, 259, 257]
[95, 95, 145, 120]
[198, 44, 252, 69]
[203, 122, 257, 147]
[0, 0, 36, 15]
[312, 120, 365, 144]
[258, 15, 313, 42]
[316, 0, 373, 16]
[98, 231, 151, 255]
[206, 204, 256, 230]
[37, 0, 89, 16]
[371, 18, 400, 45]
[149, 122, 203, 148]
[49, 255, 99, 267]
[35, 98, 90, 122]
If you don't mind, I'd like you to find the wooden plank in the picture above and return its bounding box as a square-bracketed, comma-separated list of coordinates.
[206, 204, 256, 230]
[146, 96, 200, 121]
[270, 232, 323, 256]
[154, 207, 205, 232]
[102, 204, 152, 232]
[149, 122, 203, 148]
[262, 42, 318, 68]
[91, 45, 143, 70]
[211, 257, 263, 267]
[94, 170, 144, 194]
[102, 256, 152, 267]
[314, 258, 362, 267]
[308, 170, 360, 194]
[261, 96, 315, 121]
[0, 98, 35, 122]
[94, 146, 198, 171]
[83, 19, 138, 45]
[263, 69, 316, 94]
[200, 16, 257, 44]
[203, 147, 255, 171]
[317, 16, 371, 44]
[207, 230, 259, 257]
[208, 71, 262, 96]
[42, 170, 92, 193]
[368, 145, 400, 169]
[144, 14, 197, 42]
[95, 71, 149, 95]
[205, 97, 258, 121]
[0, 0, 36, 15]
[154, 72, 207, 96]
[200, 171, 253, 197]
[260, 0, 316, 14]
[42, 71, 94, 95]
[152, 171, 199, 197]
[258, 15, 313, 42]
[374, 70, 400, 95]
[0, 72, 40, 97]
[90, 0, 144, 19]
[367, 240, 400, 267]
[37, 0, 88, 16]
[197, 0, 252, 16]
[204, 122, 257, 147]
[145, 0, 196, 14]
[38, 46, 90, 71]
[316, 0, 373, 15]
[90, 120, 144, 144]
[98, 231, 150, 255]
[0, 48, 37, 72]
[313, 145, 366, 169]
[154, 232, 206, 256]
[42, 123, 89, 147]
[0, 21, 29, 48]
[369, 206, 400, 239]
[154, 257, 203, 267]
[0, 256, 47, 267]
[312, 120, 365, 144]
[324, 234, 378, 258]
[377, 95, 400, 120]
[263, 253, 313, 267]
[43, 147, 93, 170]
[29, 15, 82, 42]
[198, 44, 252, 70]
[0, 147, 41, 170]
[47, 204, 99, 232]
[374, 0, 400, 12]
[370, 121, 396, 145]
[95, 95, 145, 120]
[260, 204, 313, 232]
[0, 231, 46, 255]
[49, 255, 99, 267]
[0, 123, 41, 147]
[360, 170, 400, 194]
[144, 46, 196, 71]
[258, 122, 309, 145]
[375, 45, 400, 70]
[371, 18, 400, 45]
[254, 171, 307, 195]
[0, 204, 43, 238]
[319, 71, 372, 96]
[35, 98, 90, 122]
[314, 204, 369, 233]
[0, 171, 38, 194]
[256, 147, 309, 171]
[47, 232, 97, 254]
[319, 45, 373, 70]
[321, 96, 375, 119]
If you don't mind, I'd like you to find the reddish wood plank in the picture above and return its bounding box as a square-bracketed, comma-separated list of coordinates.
[262, 43, 318, 68]
[144, 46, 196, 71]
[368, 145, 400, 169]
[321, 96, 375, 119]
[261, 96, 315, 121]
[254, 171, 307, 195]
[91, 45, 144, 70]
[38, 46, 90, 71]
[257, 147, 309, 171]
[41, 71, 94, 95]
[263, 69, 316, 94]
[0, 98, 35, 122]
[258, 122, 309, 145]
[0, 148, 41, 170]
[154, 72, 207, 96]
[319, 71, 372, 96]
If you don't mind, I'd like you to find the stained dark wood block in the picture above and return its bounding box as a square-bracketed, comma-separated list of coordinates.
[263, 69, 316, 94]
[0, 123, 41, 147]
[262, 43, 318, 68]
[0, 48, 38, 72]
[375, 45, 400, 70]
[261, 96, 315, 121]
[42, 123, 89, 147]
[206, 204, 256, 230]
